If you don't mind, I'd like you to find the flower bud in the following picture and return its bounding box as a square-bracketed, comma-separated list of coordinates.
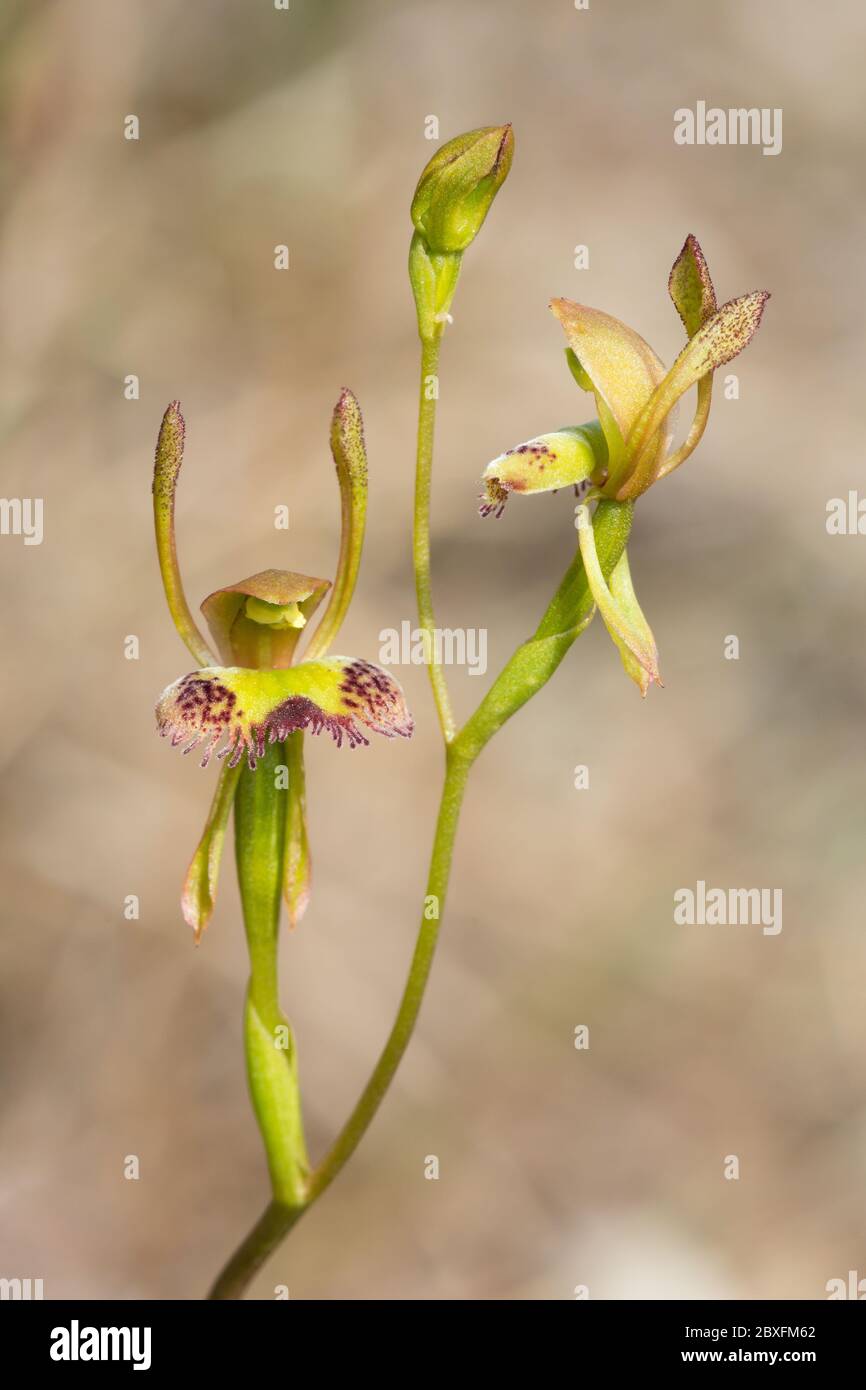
[411, 125, 513, 255]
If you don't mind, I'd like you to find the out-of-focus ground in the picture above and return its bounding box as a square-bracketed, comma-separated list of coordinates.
[0, 0, 864, 1299]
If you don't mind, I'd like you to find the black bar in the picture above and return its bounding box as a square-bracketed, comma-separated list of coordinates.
[1, 1298, 861, 1373]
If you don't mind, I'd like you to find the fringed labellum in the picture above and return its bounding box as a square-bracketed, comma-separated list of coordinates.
[157, 659, 414, 769]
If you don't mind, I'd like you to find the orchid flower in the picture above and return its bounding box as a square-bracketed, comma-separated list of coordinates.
[152, 391, 412, 941]
[479, 235, 769, 694]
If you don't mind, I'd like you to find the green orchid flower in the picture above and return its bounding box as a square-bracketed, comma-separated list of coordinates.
[152, 391, 413, 940]
[479, 235, 769, 695]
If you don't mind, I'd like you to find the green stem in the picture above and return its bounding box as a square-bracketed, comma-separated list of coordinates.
[307, 745, 471, 1201]
[207, 1200, 303, 1301]
[233, 740, 308, 1208]
[456, 499, 633, 760]
[207, 746, 471, 1298]
[413, 332, 456, 743]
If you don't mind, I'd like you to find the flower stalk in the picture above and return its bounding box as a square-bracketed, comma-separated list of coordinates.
[234, 739, 308, 1208]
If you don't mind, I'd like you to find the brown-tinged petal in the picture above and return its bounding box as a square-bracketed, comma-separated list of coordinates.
[152, 402, 215, 667]
[305, 390, 369, 660]
[606, 549, 660, 697]
[656, 234, 719, 481]
[282, 731, 311, 929]
[575, 506, 661, 692]
[550, 299, 669, 487]
[619, 290, 769, 499]
[181, 760, 242, 942]
[668, 234, 717, 337]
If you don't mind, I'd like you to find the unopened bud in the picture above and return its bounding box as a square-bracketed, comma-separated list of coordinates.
[411, 125, 514, 255]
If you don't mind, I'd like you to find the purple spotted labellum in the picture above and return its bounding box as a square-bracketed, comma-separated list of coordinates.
[151, 390, 412, 940]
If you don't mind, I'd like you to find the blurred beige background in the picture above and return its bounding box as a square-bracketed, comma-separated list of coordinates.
[1, 0, 864, 1300]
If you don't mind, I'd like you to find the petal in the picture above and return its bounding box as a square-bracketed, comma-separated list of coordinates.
[152, 402, 215, 667]
[156, 658, 413, 769]
[668, 234, 717, 338]
[283, 731, 311, 929]
[656, 375, 712, 481]
[181, 760, 242, 942]
[606, 549, 660, 697]
[305, 389, 369, 659]
[550, 299, 669, 482]
[201, 569, 330, 668]
[619, 290, 769, 499]
[479, 423, 607, 516]
[575, 506, 661, 691]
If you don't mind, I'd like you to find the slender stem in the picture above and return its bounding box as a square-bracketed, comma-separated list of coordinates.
[207, 747, 472, 1298]
[207, 1201, 303, 1301]
[307, 746, 472, 1201]
[208, 741, 310, 1300]
[233, 740, 308, 1207]
[413, 333, 456, 743]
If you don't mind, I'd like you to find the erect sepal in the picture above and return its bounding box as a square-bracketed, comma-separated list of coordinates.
[181, 760, 242, 942]
[305, 390, 369, 660]
[202, 570, 330, 669]
[653, 234, 719, 482]
[479, 422, 607, 517]
[550, 299, 669, 490]
[619, 289, 769, 499]
[156, 657, 413, 769]
[668, 234, 717, 338]
[575, 505, 661, 692]
[152, 402, 215, 668]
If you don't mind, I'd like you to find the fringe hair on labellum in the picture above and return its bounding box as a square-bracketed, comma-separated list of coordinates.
[156, 661, 414, 771]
